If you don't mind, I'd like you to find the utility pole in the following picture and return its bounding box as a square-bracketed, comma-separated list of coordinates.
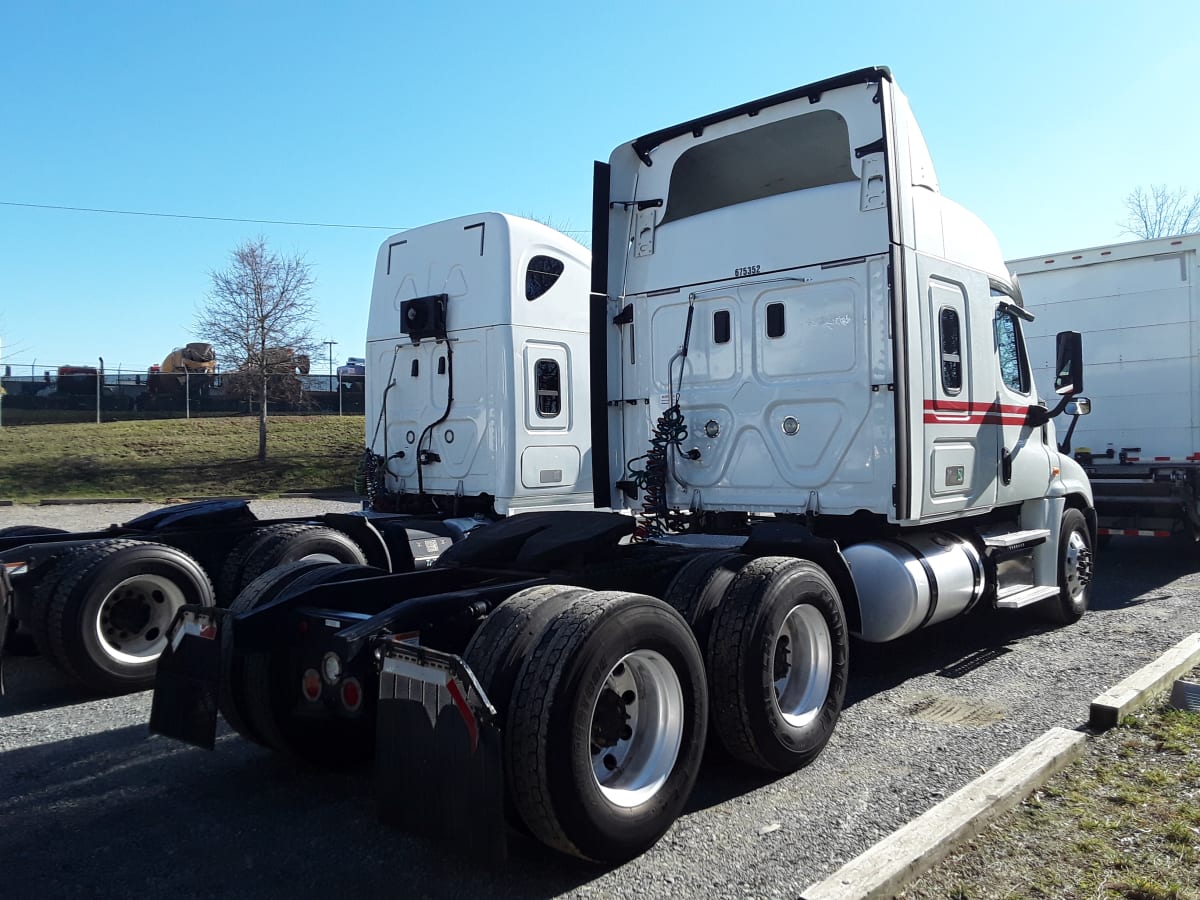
[324, 339, 337, 409]
[97, 356, 104, 424]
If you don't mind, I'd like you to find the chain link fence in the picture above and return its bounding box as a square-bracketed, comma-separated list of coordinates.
[0, 370, 365, 426]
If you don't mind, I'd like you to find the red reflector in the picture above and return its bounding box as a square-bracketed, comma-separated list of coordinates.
[302, 668, 322, 702]
[341, 677, 363, 712]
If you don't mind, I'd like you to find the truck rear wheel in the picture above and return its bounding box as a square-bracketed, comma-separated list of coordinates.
[707, 556, 848, 773]
[1, 526, 69, 652]
[663, 550, 751, 651]
[506, 591, 707, 862]
[462, 584, 591, 716]
[29, 540, 215, 693]
[219, 559, 337, 746]
[1038, 508, 1094, 625]
[237, 563, 383, 766]
[218, 524, 368, 603]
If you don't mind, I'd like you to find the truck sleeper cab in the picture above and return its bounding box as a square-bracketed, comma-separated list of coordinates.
[151, 68, 1096, 865]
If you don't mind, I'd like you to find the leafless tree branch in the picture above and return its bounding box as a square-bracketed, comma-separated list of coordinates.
[1119, 184, 1200, 239]
[196, 237, 317, 461]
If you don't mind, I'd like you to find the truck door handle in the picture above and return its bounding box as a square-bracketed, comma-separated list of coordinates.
[1001, 448, 1013, 486]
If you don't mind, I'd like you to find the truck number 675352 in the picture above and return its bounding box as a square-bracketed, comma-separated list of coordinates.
[735, 265, 761, 277]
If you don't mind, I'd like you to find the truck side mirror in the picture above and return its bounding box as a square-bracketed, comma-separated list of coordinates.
[1054, 331, 1084, 396]
[1065, 396, 1090, 417]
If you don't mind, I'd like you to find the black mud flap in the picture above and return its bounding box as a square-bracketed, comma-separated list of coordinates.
[149, 605, 230, 750]
[376, 641, 506, 861]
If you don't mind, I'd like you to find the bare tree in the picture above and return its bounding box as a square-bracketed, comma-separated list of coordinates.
[1120, 184, 1200, 239]
[196, 237, 317, 461]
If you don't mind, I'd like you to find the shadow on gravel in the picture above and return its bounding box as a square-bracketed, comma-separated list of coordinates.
[843, 606, 1041, 711]
[0, 655, 112, 716]
[0, 723, 611, 900]
[1090, 536, 1199, 610]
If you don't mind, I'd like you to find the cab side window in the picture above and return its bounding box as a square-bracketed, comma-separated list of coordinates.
[994, 309, 1030, 394]
[939, 307, 962, 395]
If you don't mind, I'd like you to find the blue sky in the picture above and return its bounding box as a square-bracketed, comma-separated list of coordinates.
[2, 1, 1197, 377]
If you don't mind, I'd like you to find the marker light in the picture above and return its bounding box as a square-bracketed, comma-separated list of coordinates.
[301, 668, 322, 702]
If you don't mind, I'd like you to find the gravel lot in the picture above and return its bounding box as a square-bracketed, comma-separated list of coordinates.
[1, 501, 1197, 899]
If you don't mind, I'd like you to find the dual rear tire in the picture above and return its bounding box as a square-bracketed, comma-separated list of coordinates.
[464, 586, 707, 863]
[461, 554, 849, 861]
[25, 540, 215, 693]
[220, 560, 384, 766]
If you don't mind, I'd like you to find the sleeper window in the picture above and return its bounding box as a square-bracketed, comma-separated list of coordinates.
[939, 307, 962, 394]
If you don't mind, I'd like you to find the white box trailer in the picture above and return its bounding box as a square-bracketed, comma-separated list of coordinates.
[1011, 233, 1200, 539]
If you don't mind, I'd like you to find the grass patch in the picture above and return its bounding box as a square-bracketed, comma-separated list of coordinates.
[0, 416, 366, 501]
[901, 672, 1200, 899]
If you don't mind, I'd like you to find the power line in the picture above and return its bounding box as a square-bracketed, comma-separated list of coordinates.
[0, 200, 406, 231]
[0, 200, 592, 235]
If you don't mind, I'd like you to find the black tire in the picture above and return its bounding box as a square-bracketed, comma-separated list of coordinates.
[218, 524, 367, 603]
[707, 556, 848, 773]
[462, 584, 591, 716]
[0, 526, 68, 652]
[507, 591, 707, 862]
[238, 563, 383, 766]
[1037, 508, 1094, 625]
[28, 540, 215, 693]
[219, 559, 337, 746]
[663, 551, 751, 651]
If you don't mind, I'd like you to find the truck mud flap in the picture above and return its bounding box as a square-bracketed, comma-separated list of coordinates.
[149, 605, 230, 750]
[376, 641, 506, 860]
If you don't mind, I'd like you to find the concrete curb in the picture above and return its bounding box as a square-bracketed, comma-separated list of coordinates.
[800, 727, 1086, 899]
[1089, 632, 1200, 730]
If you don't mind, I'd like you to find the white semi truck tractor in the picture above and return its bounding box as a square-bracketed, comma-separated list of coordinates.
[150, 66, 1095, 864]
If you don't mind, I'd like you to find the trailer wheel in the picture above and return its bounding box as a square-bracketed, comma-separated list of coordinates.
[1038, 508, 1094, 625]
[218, 524, 367, 603]
[30, 540, 215, 692]
[707, 556, 848, 773]
[507, 591, 707, 862]
[219, 559, 337, 746]
[663, 551, 751, 650]
[238, 563, 383, 766]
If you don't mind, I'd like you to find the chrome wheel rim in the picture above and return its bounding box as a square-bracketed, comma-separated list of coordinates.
[773, 604, 832, 728]
[95, 574, 187, 664]
[1064, 530, 1092, 600]
[588, 650, 684, 808]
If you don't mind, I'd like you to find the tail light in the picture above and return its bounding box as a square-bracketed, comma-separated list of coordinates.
[341, 677, 363, 712]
